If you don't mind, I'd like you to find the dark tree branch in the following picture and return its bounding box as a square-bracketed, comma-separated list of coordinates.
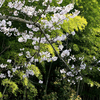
[0, 45, 10, 56]
[38, 26, 72, 71]
[0, 15, 72, 71]
[0, 15, 40, 27]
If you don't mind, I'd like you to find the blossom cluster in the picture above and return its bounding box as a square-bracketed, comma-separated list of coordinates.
[60, 69, 66, 73]
[61, 49, 71, 58]
[0, 63, 7, 68]
[0, 73, 6, 78]
[59, 67, 82, 84]
[23, 69, 34, 78]
[0, 0, 5, 7]
[0, 20, 13, 37]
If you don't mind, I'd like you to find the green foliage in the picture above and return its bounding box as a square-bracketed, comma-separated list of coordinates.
[2, 78, 18, 94]
[61, 15, 87, 33]
[59, 0, 100, 99]
[42, 92, 58, 100]
[0, 92, 3, 99]
[27, 82, 38, 100]
[28, 64, 42, 80]
[73, 44, 80, 52]
[15, 70, 28, 86]
[68, 92, 82, 100]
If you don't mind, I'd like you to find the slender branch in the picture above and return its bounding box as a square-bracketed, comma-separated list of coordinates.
[44, 62, 52, 95]
[76, 80, 80, 97]
[0, 15, 39, 27]
[0, 60, 16, 100]
[0, 45, 10, 56]
[1, 37, 5, 50]
[47, 17, 69, 31]
[23, 86, 27, 100]
[0, 85, 7, 100]
[38, 26, 72, 71]
[35, 1, 50, 23]
[37, 33, 42, 56]
[0, 77, 12, 100]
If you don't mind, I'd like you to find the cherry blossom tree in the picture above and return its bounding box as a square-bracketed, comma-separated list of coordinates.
[0, 0, 96, 99]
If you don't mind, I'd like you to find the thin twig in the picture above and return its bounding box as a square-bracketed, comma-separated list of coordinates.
[37, 33, 42, 56]
[23, 86, 27, 100]
[0, 77, 12, 100]
[34, 1, 50, 23]
[38, 26, 72, 71]
[44, 62, 52, 95]
[0, 45, 10, 56]
[1, 37, 5, 50]
[0, 15, 40, 27]
[76, 80, 80, 97]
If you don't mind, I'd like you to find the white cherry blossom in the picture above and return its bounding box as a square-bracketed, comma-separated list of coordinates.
[7, 59, 12, 63]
